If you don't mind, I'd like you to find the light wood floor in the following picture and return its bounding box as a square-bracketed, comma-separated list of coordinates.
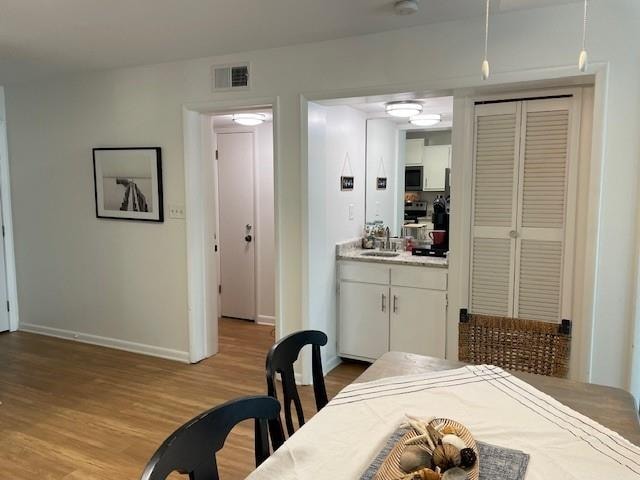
[0, 318, 367, 479]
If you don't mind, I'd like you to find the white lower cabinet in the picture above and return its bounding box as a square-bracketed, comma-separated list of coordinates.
[389, 286, 446, 357]
[338, 260, 448, 362]
[338, 282, 390, 360]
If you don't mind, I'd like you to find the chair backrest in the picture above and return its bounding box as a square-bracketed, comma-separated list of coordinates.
[265, 330, 328, 436]
[140, 395, 284, 480]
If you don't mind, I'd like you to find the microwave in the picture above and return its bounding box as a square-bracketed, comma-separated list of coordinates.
[405, 165, 423, 191]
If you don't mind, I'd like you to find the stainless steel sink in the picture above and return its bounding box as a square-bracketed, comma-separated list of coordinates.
[361, 251, 400, 258]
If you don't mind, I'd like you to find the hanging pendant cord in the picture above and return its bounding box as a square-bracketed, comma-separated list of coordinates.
[484, 0, 490, 61]
[581, 0, 588, 50]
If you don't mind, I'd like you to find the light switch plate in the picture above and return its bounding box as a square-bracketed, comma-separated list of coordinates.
[169, 204, 185, 219]
[348, 203, 354, 220]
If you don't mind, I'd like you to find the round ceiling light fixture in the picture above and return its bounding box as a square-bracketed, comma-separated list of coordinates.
[394, 0, 419, 15]
[232, 113, 266, 126]
[385, 100, 423, 118]
[410, 113, 441, 127]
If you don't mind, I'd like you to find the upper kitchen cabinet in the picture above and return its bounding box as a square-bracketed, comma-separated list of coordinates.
[405, 138, 425, 165]
[423, 144, 451, 191]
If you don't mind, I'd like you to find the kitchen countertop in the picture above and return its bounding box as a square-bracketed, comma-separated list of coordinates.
[336, 239, 448, 268]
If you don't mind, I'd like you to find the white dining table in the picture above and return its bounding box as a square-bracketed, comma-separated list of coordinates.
[247, 352, 640, 480]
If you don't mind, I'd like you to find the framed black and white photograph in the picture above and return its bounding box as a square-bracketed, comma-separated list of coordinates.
[93, 147, 164, 222]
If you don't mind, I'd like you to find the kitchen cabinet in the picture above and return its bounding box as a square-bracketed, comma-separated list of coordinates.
[338, 281, 390, 360]
[422, 145, 451, 191]
[338, 260, 447, 362]
[405, 138, 425, 165]
[390, 286, 446, 357]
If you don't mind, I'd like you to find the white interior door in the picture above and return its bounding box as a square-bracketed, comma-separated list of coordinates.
[469, 102, 521, 317]
[217, 132, 256, 320]
[469, 98, 575, 323]
[513, 98, 572, 322]
[0, 191, 9, 332]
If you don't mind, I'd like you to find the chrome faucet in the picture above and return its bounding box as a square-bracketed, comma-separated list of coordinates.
[381, 227, 394, 251]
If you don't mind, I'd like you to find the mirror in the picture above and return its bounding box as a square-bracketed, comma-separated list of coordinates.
[365, 123, 452, 238]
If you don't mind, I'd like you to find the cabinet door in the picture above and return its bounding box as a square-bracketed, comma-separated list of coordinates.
[389, 286, 446, 358]
[405, 139, 424, 165]
[422, 145, 451, 191]
[339, 282, 389, 360]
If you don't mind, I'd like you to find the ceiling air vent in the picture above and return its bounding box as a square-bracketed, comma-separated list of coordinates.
[212, 63, 250, 91]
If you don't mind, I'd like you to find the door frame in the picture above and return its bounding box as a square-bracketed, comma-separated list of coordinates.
[182, 96, 279, 363]
[456, 85, 599, 382]
[301, 63, 608, 384]
[0, 87, 19, 332]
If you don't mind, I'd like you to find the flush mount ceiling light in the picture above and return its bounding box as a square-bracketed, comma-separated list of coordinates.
[394, 0, 419, 15]
[385, 101, 423, 118]
[410, 113, 441, 127]
[232, 113, 266, 126]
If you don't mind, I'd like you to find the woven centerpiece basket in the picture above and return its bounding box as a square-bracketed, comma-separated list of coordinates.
[458, 314, 571, 378]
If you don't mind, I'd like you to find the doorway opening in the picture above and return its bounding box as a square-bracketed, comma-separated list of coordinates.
[211, 108, 276, 339]
[304, 77, 596, 381]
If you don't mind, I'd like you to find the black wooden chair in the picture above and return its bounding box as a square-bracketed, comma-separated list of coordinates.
[265, 330, 328, 436]
[140, 395, 284, 480]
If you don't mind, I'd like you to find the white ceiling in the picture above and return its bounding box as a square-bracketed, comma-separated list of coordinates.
[320, 95, 453, 130]
[0, 0, 581, 84]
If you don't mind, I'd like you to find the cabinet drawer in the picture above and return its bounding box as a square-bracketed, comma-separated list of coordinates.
[339, 261, 389, 285]
[391, 265, 447, 290]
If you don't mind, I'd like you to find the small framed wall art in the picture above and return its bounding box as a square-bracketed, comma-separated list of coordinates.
[340, 176, 355, 191]
[93, 147, 164, 222]
[376, 177, 387, 190]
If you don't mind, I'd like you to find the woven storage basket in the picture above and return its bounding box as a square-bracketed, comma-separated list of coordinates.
[458, 314, 570, 378]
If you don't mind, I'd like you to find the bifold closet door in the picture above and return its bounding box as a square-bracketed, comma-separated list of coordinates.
[469, 102, 521, 317]
[513, 98, 572, 322]
[470, 97, 574, 323]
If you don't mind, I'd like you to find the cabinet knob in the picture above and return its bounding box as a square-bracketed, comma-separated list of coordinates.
[509, 230, 519, 239]
[393, 295, 398, 313]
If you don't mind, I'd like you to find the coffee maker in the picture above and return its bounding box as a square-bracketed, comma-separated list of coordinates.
[431, 195, 449, 255]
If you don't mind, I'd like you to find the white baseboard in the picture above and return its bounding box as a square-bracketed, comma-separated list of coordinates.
[292, 356, 342, 386]
[323, 355, 342, 375]
[256, 315, 275, 326]
[19, 323, 190, 363]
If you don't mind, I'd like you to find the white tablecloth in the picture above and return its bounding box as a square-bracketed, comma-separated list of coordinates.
[247, 365, 640, 479]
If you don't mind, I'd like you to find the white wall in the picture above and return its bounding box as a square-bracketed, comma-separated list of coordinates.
[4, 1, 640, 394]
[365, 118, 399, 234]
[308, 103, 366, 368]
[255, 121, 276, 323]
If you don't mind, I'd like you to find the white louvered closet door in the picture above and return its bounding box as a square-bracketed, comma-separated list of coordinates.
[470, 97, 574, 323]
[514, 98, 572, 322]
[469, 102, 521, 317]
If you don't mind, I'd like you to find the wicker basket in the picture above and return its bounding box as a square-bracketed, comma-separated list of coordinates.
[458, 314, 571, 378]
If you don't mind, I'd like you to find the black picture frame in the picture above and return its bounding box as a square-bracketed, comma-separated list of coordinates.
[340, 176, 354, 191]
[376, 177, 387, 190]
[93, 147, 164, 222]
